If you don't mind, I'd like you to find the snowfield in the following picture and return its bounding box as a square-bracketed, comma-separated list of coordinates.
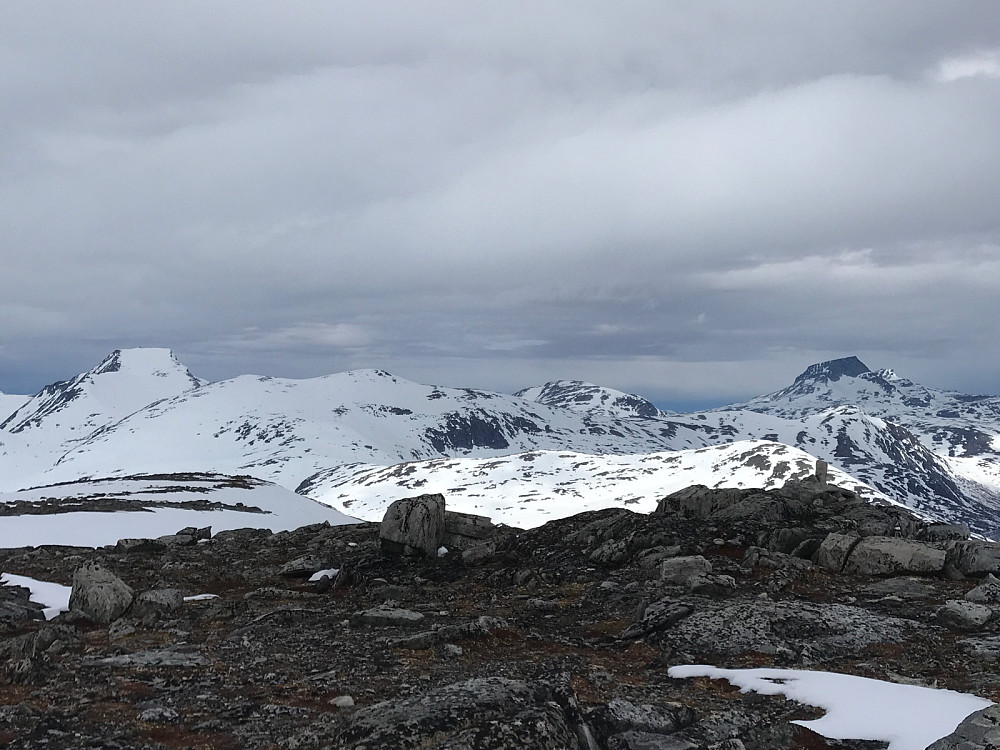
[0, 475, 357, 548]
[669, 665, 993, 750]
[303, 440, 899, 526]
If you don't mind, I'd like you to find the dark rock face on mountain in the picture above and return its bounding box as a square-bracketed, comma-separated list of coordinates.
[795, 356, 872, 384]
[2, 479, 1000, 748]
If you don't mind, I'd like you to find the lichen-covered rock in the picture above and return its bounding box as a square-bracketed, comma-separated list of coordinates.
[350, 605, 425, 628]
[660, 599, 915, 661]
[947, 540, 1000, 577]
[655, 485, 746, 518]
[279, 554, 329, 578]
[815, 532, 860, 571]
[842, 536, 946, 576]
[937, 600, 993, 631]
[379, 494, 446, 558]
[336, 677, 591, 749]
[621, 598, 694, 639]
[129, 588, 184, 623]
[965, 573, 1000, 604]
[661, 556, 713, 585]
[927, 704, 1000, 749]
[68, 562, 135, 624]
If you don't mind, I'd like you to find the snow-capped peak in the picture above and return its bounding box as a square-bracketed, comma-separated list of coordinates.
[874, 367, 900, 382]
[0, 347, 204, 437]
[91, 348, 204, 385]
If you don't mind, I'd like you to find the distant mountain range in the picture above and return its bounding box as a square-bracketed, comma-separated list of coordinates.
[1, 348, 998, 536]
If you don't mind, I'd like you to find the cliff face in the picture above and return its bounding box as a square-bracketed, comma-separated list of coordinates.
[2, 479, 1000, 748]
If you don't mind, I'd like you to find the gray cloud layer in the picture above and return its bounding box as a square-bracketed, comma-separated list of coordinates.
[2, 2, 999, 405]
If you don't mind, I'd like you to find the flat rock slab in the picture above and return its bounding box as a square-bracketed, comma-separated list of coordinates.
[661, 599, 916, 660]
[350, 606, 426, 628]
[843, 536, 946, 576]
[87, 647, 211, 668]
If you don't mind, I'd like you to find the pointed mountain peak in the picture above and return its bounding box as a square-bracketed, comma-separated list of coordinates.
[793, 356, 871, 385]
[89, 348, 203, 386]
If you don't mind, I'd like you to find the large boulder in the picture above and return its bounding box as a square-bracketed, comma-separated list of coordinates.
[68, 563, 135, 624]
[816, 532, 861, 572]
[842, 537, 946, 576]
[937, 600, 993, 631]
[654, 486, 746, 518]
[379, 494, 446, 558]
[947, 540, 1000, 577]
[661, 556, 713, 585]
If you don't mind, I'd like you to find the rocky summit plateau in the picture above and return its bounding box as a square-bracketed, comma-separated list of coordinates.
[5, 471, 1000, 748]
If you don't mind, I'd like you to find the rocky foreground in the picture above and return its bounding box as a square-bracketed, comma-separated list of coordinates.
[4, 476, 1000, 748]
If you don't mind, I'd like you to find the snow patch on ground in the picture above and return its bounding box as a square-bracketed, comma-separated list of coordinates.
[669, 665, 993, 750]
[0, 572, 71, 620]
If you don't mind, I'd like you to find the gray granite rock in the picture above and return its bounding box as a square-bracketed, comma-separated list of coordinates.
[843, 536, 946, 576]
[68, 562, 135, 624]
[379, 494, 446, 558]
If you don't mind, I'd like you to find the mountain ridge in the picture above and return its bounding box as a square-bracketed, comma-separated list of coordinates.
[2, 349, 999, 536]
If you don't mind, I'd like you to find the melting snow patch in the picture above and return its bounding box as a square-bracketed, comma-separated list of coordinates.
[1, 572, 72, 620]
[308, 569, 339, 582]
[669, 665, 993, 750]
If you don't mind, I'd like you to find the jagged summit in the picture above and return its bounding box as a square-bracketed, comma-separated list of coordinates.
[793, 356, 871, 384]
[0, 347, 204, 437]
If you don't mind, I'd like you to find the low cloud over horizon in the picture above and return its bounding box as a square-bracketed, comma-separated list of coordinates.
[2, 2, 999, 405]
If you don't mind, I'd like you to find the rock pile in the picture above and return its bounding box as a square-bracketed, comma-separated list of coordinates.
[2, 478, 1000, 748]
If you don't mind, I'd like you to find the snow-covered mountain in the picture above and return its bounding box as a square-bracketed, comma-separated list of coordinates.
[1, 349, 998, 537]
[3, 365, 730, 493]
[0, 349, 204, 483]
[716, 356, 1000, 530]
[515, 380, 674, 419]
[299, 440, 899, 528]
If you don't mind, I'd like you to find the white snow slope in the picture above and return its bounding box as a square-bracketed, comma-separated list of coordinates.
[302, 441, 898, 526]
[0, 392, 29, 423]
[0, 474, 357, 548]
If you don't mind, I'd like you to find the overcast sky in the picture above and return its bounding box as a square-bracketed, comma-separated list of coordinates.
[2, 2, 999, 408]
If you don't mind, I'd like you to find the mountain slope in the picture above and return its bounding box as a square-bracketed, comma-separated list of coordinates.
[1, 349, 998, 537]
[298, 440, 898, 527]
[19, 368, 729, 493]
[515, 380, 674, 419]
[0, 391, 28, 423]
[722, 356, 1000, 526]
[1, 348, 203, 441]
[0, 473, 357, 548]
